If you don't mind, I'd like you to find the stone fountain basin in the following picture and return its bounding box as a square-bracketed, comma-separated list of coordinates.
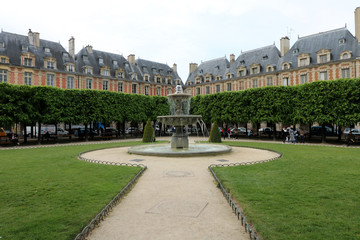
[157, 115, 202, 126]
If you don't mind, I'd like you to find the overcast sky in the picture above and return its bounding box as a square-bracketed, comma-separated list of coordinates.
[1, 0, 359, 81]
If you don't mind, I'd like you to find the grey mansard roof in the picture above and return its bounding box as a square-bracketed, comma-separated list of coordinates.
[0, 30, 74, 71]
[135, 58, 181, 84]
[278, 27, 360, 69]
[186, 57, 230, 84]
[231, 44, 281, 73]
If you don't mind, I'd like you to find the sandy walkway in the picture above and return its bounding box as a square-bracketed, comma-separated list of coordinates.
[82, 142, 280, 240]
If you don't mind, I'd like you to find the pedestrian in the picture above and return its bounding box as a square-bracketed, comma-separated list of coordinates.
[289, 125, 296, 144]
[234, 127, 239, 139]
[227, 127, 231, 139]
[281, 126, 288, 143]
[299, 129, 305, 143]
[11, 133, 18, 146]
[346, 131, 355, 146]
[222, 127, 226, 140]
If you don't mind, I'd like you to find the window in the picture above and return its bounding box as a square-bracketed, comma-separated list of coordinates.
[24, 72, 32, 85]
[44, 47, 50, 53]
[342, 68, 350, 78]
[319, 54, 327, 63]
[0, 42, 4, 48]
[156, 77, 161, 83]
[144, 75, 149, 81]
[252, 67, 258, 74]
[293, 49, 299, 54]
[118, 71, 124, 78]
[227, 83, 232, 91]
[68, 64, 74, 72]
[206, 86, 210, 94]
[47, 61, 55, 69]
[99, 58, 103, 64]
[24, 58, 32, 67]
[283, 77, 289, 86]
[239, 70, 245, 77]
[118, 82, 123, 92]
[267, 66, 273, 72]
[1, 57, 6, 63]
[300, 74, 308, 84]
[103, 81, 109, 90]
[67, 76, 74, 89]
[132, 84, 137, 93]
[283, 63, 289, 70]
[113, 60, 118, 65]
[252, 79, 258, 88]
[85, 67, 92, 74]
[102, 69, 109, 76]
[196, 87, 200, 95]
[300, 58, 307, 67]
[339, 38, 346, 45]
[22, 45, 28, 51]
[145, 85, 150, 95]
[86, 78, 92, 89]
[320, 71, 328, 80]
[63, 53, 69, 58]
[343, 53, 349, 59]
[216, 85, 220, 93]
[156, 87, 161, 96]
[226, 74, 232, 79]
[47, 74, 55, 86]
[167, 88, 171, 95]
[167, 79, 172, 85]
[0, 69, 7, 83]
[205, 76, 210, 82]
[267, 77, 273, 86]
[132, 73, 137, 80]
[83, 55, 88, 61]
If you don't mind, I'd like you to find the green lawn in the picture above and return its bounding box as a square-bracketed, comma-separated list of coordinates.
[0, 142, 143, 240]
[213, 142, 360, 240]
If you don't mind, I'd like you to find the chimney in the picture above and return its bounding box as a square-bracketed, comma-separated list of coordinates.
[355, 7, 360, 43]
[128, 54, 135, 64]
[189, 63, 198, 74]
[69, 36, 75, 59]
[280, 36, 290, 57]
[33, 32, 40, 48]
[172, 63, 177, 72]
[28, 29, 34, 46]
[85, 45, 93, 54]
[230, 54, 235, 66]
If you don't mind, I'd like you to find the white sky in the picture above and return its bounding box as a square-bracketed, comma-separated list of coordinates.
[1, 0, 359, 81]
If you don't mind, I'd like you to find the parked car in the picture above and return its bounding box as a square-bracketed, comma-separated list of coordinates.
[343, 128, 360, 135]
[311, 126, 337, 136]
[231, 127, 252, 136]
[103, 127, 119, 136]
[259, 127, 274, 135]
[125, 127, 142, 135]
[74, 128, 98, 138]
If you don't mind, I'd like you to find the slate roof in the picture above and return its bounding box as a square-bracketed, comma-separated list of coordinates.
[231, 45, 281, 74]
[136, 58, 181, 84]
[0, 30, 73, 71]
[278, 27, 360, 69]
[186, 57, 230, 84]
[75, 47, 130, 78]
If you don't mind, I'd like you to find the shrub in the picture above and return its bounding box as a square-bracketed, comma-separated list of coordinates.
[209, 121, 222, 143]
[142, 119, 155, 142]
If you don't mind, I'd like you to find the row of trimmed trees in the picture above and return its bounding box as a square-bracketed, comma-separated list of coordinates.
[0, 83, 169, 143]
[191, 78, 360, 142]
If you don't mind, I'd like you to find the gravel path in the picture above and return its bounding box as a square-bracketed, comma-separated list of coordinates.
[82, 141, 280, 240]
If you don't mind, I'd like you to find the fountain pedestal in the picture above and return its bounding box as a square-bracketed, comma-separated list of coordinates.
[171, 126, 188, 149]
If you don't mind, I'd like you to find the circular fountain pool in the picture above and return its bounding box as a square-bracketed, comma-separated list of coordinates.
[128, 143, 232, 157]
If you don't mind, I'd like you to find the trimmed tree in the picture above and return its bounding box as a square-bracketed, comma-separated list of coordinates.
[142, 119, 155, 142]
[209, 121, 222, 143]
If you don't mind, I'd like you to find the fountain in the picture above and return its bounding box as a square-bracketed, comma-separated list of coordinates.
[128, 85, 231, 157]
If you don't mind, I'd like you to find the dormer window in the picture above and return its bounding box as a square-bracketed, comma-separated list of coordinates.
[99, 58, 104, 64]
[67, 64, 74, 72]
[293, 49, 299, 54]
[45, 57, 56, 69]
[84, 66, 93, 74]
[1, 57, 7, 63]
[240, 60, 245, 65]
[118, 71, 124, 78]
[113, 60, 118, 65]
[132, 73, 137, 80]
[262, 55, 268, 60]
[341, 51, 351, 60]
[144, 75, 149, 82]
[167, 78, 172, 84]
[24, 58, 32, 66]
[282, 62, 290, 70]
[266, 65, 274, 72]
[0, 42, 4, 48]
[250, 63, 260, 75]
[298, 53, 310, 67]
[339, 38, 346, 45]
[102, 68, 109, 76]
[44, 47, 50, 53]
[83, 55, 88, 61]
[63, 53, 69, 58]
[317, 49, 331, 64]
[226, 73, 233, 79]
[22, 45, 28, 51]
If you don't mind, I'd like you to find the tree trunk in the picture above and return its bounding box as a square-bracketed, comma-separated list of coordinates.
[321, 124, 326, 143]
[37, 122, 41, 144]
[85, 124, 88, 141]
[23, 123, 27, 143]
